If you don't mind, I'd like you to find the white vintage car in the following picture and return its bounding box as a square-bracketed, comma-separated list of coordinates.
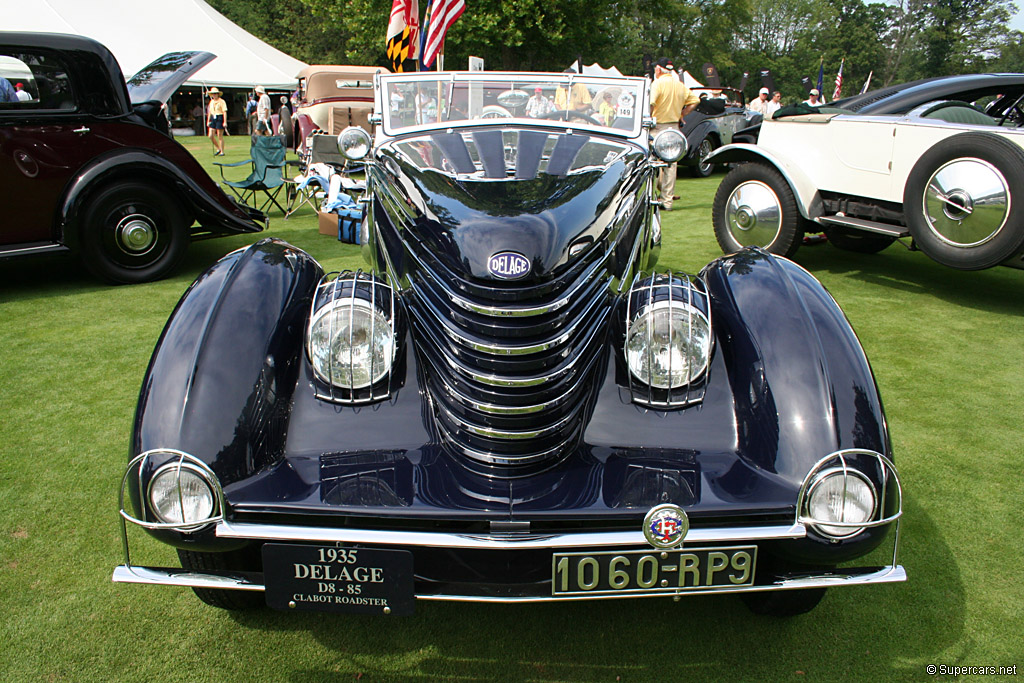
[707, 99, 1024, 271]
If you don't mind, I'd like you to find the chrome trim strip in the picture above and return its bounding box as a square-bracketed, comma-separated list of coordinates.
[404, 232, 616, 318]
[215, 521, 807, 548]
[412, 278, 607, 356]
[434, 421, 571, 464]
[112, 563, 906, 598]
[431, 373, 577, 415]
[817, 215, 910, 238]
[112, 565, 264, 591]
[434, 399, 574, 440]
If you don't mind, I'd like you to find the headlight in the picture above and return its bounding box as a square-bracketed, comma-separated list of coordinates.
[805, 468, 877, 538]
[625, 300, 711, 389]
[338, 126, 372, 160]
[308, 298, 395, 390]
[148, 462, 216, 526]
[652, 128, 687, 163]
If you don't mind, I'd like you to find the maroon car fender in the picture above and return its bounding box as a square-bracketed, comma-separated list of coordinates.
[59, 147, 263, 249]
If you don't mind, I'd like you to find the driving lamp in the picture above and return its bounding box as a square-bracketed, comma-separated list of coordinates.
[148, 463, 216, 526]
[625, 300, 711, 389]
[338, 126, 372, 160]
[806, 468, 876, 538]
[652, 128, 687, 163]
[308, 298, 395, 390]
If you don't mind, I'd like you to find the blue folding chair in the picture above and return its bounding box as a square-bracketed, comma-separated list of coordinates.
[216, 135, 287, 213]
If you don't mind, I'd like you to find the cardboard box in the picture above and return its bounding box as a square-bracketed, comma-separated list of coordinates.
[318, 210, 337, 236]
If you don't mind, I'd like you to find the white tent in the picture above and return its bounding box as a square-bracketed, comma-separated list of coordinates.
[1, 0, 307, 89]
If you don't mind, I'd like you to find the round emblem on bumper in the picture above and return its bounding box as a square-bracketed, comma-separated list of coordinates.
[643, 503, 689, 549]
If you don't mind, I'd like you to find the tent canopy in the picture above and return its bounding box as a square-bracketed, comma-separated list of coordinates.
[0, 0, 307, 89]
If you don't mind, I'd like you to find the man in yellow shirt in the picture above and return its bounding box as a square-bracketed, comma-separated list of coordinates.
[555, 68, 593, 113]
[650, 58, 699, 210]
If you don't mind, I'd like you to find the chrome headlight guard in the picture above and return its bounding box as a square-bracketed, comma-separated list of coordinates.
[797, 449, 903, 540]
[623, 271, 712, 409]
[306, 270, 401, 405]
[119, 450, 225, 532]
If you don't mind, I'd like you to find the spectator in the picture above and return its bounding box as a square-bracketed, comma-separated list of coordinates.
[598, 91, 616, 125]
[207, 87, 227, 156]
[767, 90, 782, 117]
[803, 88, 825, 107]
[14, 82, 31, 102]
[255, 85, 272, 135]
[0, 77, 17, 102]
[555, 68, 592, 111]
[244, 93, 258, 134]
[749, 87, 770, 115]
[525, 87, 555, 118]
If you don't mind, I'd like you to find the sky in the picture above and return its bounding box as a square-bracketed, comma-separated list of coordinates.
[1013, 5, 1024, 31]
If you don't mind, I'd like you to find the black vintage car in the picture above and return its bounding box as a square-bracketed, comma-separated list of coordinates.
[679, 87, 759, 177]
[114, 71, 904, 616]
[0, 32, 263, 283]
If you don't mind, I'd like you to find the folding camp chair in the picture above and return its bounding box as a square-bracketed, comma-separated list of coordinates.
[216, 135, 288, 213]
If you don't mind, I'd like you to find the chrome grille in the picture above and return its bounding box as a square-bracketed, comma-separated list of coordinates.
[404, 237, 614, 468]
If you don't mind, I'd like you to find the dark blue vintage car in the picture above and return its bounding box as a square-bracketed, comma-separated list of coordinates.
[114, 71, 904, 616]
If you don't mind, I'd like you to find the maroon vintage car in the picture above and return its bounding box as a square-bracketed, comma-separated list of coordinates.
[0, 32, 264, 283]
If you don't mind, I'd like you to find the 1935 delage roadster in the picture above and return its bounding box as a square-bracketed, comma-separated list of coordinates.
[114, 70, 905, 617]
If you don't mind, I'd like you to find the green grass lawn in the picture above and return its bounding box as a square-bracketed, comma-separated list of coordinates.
[1, 136, 1022, 681]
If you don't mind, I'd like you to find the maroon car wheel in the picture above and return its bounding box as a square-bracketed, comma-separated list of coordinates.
[81, 182, 188, 284]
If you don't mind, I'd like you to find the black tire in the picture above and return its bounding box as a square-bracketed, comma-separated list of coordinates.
[712, 162, 804, 258]
[903, 132, 1024, 270]
[822, 226, 896, 254]
[741, 587, 828, 617]
[177, 547, 264, 610]
[80, 182, 188, 284]
[691, 136, 717, 177]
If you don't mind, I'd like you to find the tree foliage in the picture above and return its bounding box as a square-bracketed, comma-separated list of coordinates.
[208, 0, 1022, 105]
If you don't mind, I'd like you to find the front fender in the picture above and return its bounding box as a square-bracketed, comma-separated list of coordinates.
[705, 143, 824, 220]
[60, 148, 263, 248]
[130, 239, 322, 532]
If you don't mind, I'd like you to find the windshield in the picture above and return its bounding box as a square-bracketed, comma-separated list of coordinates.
[380, 72, 647, 138]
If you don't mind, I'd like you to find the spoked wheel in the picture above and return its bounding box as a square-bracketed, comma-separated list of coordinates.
[712, 162, 804, 257]
[822, 226, 896, 254]
[80, 182, 188, 284]
[691, 137, 717, 177]
[178, 547, 264, 610]
[904, 132, 1024, 270]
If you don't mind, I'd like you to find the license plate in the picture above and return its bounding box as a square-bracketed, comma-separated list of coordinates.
[262, 544, 414, 615]
[552, 546, 757, 596]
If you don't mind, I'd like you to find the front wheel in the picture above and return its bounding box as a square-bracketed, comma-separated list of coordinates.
[178, 547, 264, 610]
[712, 163, 804, 257]
[691, 137, 717, 177]
[80, 182, 188, 284]
[904, 132, 1024, 270]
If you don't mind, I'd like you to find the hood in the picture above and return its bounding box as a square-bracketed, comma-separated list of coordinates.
[378, 130, 646, 282]
[127, 51, 216, 104]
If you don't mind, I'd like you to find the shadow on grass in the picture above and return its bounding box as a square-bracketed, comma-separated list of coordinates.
[793, 242, 1024, 316]
[220, 500, 959, 681]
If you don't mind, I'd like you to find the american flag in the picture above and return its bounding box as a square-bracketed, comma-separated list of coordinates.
[833, 58, 844, 101]
[421, 0, 465, 69]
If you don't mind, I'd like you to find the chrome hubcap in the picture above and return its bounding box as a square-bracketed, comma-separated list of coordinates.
[115, 214, 158, 256]
[725, 180, 782, 246]
[923, 158, 1009, 247]
[699, 140, 713, 172]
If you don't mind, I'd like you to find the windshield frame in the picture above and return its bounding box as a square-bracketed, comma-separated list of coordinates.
[376, 71, 649, 140]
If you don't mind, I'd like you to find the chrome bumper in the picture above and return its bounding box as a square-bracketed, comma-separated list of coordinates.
[112, 520, 906, 601]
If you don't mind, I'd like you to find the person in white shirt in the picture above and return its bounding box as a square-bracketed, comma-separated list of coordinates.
[748, 87, 770, 115]
[766, 91, 782, 117]
[803, 88, 825, 107]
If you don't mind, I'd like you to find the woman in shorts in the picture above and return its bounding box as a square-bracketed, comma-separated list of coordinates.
[207, 87, 227, 156]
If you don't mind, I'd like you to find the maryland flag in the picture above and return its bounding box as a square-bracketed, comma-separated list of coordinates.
[386, 0, 420, 73]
